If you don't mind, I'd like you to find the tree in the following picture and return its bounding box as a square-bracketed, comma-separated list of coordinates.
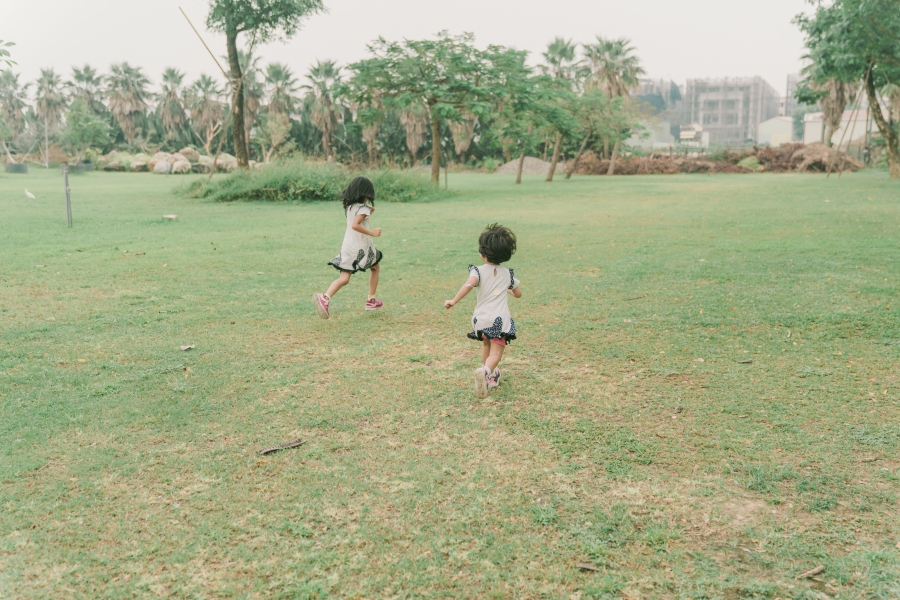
[539, 38, 582, 181]
[0, 40, 14, 69]
[347, 32, 507, 184]
[585, 37, 645, 175]
[69, 65, 106, 114]
[159, 68, 189, 144]
[796, 0, 900, 178]
[107, 62, 149, 146]
[399, 103, 428, 166]
[34, 68, 66, 167]
[206, 0, 325, 169]
[62, 98, 111, 165]
[188, 74, 226, 155]
[265, 62, 298, 115]
[304, 59, 342, 160]
[0, 70, 29, 144]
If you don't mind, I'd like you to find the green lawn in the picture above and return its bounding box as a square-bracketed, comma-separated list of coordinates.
[1, 168, 898, 599]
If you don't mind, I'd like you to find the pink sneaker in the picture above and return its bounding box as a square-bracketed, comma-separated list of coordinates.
[313, 293, 330, 319]
[487, 368, 501, 389]
[473, 366, 489, 398]
[365, 298, 384, 311]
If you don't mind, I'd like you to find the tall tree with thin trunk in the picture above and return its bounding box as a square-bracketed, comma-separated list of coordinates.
[540, 38, 581, 181]
[399, 103, 429, 166]
[159, 68, 189, 143]
[34, 68, 66, 167]
[188, 74, 226, 155]
[304, 60, 342, 160]
[68, 65, 106, 114]
[106, 62, 149, 147]
[206, 0, 325, 169]
[585, 37, 644, 175]
[0, 70, 29, 144]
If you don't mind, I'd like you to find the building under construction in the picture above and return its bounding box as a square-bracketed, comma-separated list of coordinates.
[679, 77, 780, 146]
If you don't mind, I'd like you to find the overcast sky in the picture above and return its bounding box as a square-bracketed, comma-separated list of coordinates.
[4, 0, 810, 96]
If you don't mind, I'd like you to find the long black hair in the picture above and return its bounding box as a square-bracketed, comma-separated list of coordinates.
[340, 176, 375, 212]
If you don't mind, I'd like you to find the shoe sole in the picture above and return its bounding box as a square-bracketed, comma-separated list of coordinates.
[473, 368, 488, 399]
[313, 294, 329, 320]
[365, 305, 382, 311]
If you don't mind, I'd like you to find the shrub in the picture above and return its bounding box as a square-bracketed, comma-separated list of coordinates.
[183, 159, 450, 203]
[737, 156, 761, 171]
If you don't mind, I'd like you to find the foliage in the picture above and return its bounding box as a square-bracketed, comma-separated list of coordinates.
[62, 99, 112, 164]
[186, 159, 450, 202]
[106, 62, 150, 146]
[796, 0, 900, 178]
[0, 40, 13, 69]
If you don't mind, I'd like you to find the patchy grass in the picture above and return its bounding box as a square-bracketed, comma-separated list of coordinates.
[1, 168, 899, 598]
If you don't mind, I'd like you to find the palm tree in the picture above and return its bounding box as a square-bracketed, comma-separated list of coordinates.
[158, 68, 188, 144]
[0, 70, 29, 144]
[68, 65, 105, 113]
[106, 62, 149, 146]
[230, 50, 264, 154]
[34, 68, 66, 167]
[541, 38, 582, 181]
[187, 74, 225, 155]
[584, 37, 645, 175]
[399, 102, 428, 167]
[304, 60, 342, 161]
[264, 62, 298, 115]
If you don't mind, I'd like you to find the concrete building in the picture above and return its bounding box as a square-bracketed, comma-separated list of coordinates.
[633, 79, 683, 116]
[758, 116, 793, 146]
[680, 77, 780, 146]
[784, 73, 801, 117]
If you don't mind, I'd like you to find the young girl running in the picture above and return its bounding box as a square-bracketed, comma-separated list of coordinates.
[444, 224, 521, 398]
[313, 176, 384, 319]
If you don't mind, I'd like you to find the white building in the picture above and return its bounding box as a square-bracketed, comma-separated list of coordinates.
[802, 110, 873, 147]
[757, 116, 793, 146]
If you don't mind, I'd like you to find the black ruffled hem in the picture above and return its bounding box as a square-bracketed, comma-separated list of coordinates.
[467, 330, 517, 344]
[328, 250, 383, 274]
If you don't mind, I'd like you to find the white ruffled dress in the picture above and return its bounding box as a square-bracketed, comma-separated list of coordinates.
[466, 263, 520, 343]
[328, 203, 383, 273]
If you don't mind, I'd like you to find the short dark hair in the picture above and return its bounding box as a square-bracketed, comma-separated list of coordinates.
[478, 223, 517, 264]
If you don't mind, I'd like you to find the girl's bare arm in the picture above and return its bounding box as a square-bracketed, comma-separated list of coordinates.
[444, 276, 479, 309]
[351, 213, 381, 237]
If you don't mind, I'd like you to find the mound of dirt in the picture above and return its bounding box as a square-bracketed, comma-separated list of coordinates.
[494, 156, 562, 175]
[569, 143, 864, 176]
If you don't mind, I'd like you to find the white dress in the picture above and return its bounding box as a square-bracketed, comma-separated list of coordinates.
[328, 203, 382, 273]
[467, 264, 520, 342]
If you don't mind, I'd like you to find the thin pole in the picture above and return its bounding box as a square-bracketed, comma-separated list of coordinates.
[179, 7, 229, 81]
[63, 163, 72, 227]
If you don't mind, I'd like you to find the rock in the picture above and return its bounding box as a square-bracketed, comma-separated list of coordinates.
[172, 152, 189, 164]
[152, 151, 170, 162]
[153, 160, 171, 174]
[198, 155, 214, 165]
[104, 161, 126, 172]
[103, 150, 119, 162]
[172, 160, 192, 174]
[131, 161, 148, 172]
[191, 163, 212, 173]
[217, 152, 236, 162]
[179, 147, 200, 162]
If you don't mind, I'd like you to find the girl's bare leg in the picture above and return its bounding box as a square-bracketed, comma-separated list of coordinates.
[481, 338, 491, 365]
[368, 263, 380, 298]
[485, 343, 505, 373]
[326, 272, 351, 298]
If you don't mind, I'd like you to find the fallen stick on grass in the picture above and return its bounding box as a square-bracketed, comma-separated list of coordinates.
[258, 438, 306, 456]
[796, 565, 825, 579]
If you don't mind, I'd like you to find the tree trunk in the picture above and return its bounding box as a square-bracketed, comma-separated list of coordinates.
[607, 138, 621, 176]
[516, 124, 534, 185]
[367, 140, 376, 167]
[566, 133, 591, 180]
[2, 140, 14, 163]
[430, 113, 441, 185]
[865, 66, 900, 179]
[44, 118, 49, 168]
[225, 31, 249, 169]
[546, 131, 562, 182]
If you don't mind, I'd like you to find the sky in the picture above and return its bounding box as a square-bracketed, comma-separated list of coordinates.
[4, 0, 811, 96]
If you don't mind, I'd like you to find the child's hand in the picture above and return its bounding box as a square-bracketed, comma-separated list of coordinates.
[444, 299, 455, 309]
[371, 228, 382, 237]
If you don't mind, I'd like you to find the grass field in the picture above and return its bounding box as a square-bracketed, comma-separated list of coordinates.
[1, 167, 899, 599]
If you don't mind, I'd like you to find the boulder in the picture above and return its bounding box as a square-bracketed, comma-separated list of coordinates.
[131, 161, 148, 172]
[178, 147, 200, 162]
[166, 154, 180, 165]
[217, 160, 239, 172]
[103, 150, 119, 162]
[152, 151, 170, 162]
[218, 152, 236, 163]
[172, 152, 189, 164]
[153, 160, 171, 174]
[104, 161, 126, 172]
[198, 154, 214, 165]
[172, 160, 192, 174]
[191, 163, 212, 173]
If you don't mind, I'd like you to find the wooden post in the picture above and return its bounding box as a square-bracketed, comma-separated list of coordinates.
[63, 163, 72, 227]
